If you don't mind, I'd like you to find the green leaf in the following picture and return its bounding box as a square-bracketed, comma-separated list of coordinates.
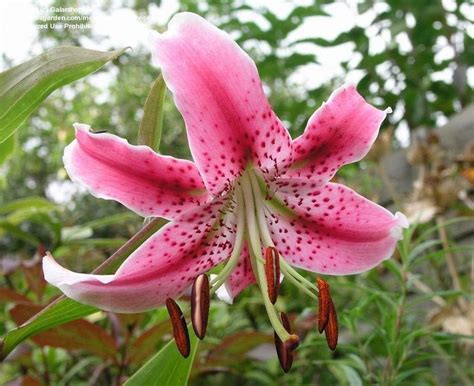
[10, 304, 117, 361]
[0, 221, 41, 246]
[0, 46, 127, 143]
[0, 217, 167, 360]
[125, 330, 199, 386]
[0, 132, 16, 164]
[0, 196, 56, 216]
[137, 73, 166, 151]
[80, 212, 138, 230]
[0, 298, 98, 360]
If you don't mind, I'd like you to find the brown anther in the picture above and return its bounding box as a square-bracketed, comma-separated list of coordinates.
[166, 298, 190, 358]
[316, 277, 330, 333]
[274, 312, 298, 373]
[265, 247, 280, 304]
[191, 274, 210, 340]
[325, 298, 338, 351]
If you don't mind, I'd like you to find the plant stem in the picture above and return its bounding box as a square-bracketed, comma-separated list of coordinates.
[436, 215, 467, 311]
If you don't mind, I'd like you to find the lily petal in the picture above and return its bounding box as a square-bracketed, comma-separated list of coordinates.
[216, 244, 255, 304]
[285, 85, 387, 183]
[43, 198, 236, 313]
[153, 13, 292, 194]
[266, 181, 408, 275]
[64, 124, 209, 219]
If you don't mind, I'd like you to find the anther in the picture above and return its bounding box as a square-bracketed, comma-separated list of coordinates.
[316, 277, 330, 333]
[325, 298, 338, 351]
[191, 274, 210, 340]
[274, 312, 297, 373]
[265, 247, 280, 304]
[166, 298, 191, 358]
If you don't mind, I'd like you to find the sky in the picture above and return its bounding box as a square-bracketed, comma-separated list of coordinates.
[0, 0, 473, 141]
[0, 0, 361, 78]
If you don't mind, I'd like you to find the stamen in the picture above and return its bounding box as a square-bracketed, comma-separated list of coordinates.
[166, 298, 191, 358]
[242, 170, 294, 343]
[274, 312, 295, 373]
[325, 298, 338, 351]
[317, 277, 330, 333]
[265, 247, 280, 304]
[191, 274, 210, 340]
[279, 260, 318, 300]
[248, 170, 319, 301]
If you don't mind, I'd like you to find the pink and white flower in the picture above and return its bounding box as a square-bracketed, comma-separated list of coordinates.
[43, 13, 408, 346]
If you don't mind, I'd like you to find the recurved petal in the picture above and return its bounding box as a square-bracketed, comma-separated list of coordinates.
[43, 198, 236, 313]
[153, 13, 292, 194]
[64, 124, 209, 219]
[266, 181, 408, 275]
[284, 85, 388, 183]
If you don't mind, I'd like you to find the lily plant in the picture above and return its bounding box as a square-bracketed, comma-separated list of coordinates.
[43, 12, 408, 370]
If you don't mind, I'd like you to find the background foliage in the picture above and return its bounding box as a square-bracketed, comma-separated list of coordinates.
[1, 0, 473, 385]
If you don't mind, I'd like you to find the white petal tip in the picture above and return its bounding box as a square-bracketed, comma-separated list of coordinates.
[384, 107, 393, 114]
[390, 212, 409, 240]
[42, 252, 64, 285]
[42, 252, 115, 287]
[395, 211, 410, 228]
[72, 123, 90, 132]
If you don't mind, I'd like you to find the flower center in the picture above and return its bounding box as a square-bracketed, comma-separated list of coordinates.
[167, 168, 339, 370]
[210, 168, 320, 345]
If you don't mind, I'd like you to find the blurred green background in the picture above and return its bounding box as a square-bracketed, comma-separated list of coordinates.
[1, 0, 473, 385]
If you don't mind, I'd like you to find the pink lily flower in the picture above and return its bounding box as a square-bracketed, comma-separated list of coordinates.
[43, 13, 408, 350]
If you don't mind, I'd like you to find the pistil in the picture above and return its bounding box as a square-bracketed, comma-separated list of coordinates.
[241, 171, 297, 345]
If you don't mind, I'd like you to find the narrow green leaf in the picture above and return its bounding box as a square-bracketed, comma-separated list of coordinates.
[0, 221, 41, 246]
[81, 212, 138, 230]
[125, 330, 199, 386]
[10, 303, 117, 360]
[0, 217, 167, 360]
[0, 196, 56, 216]
[0, 298, 97, 360]
[0, 132, 16, 164]
[137, 73, 166, 151]
[0, 46, 127, 143]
